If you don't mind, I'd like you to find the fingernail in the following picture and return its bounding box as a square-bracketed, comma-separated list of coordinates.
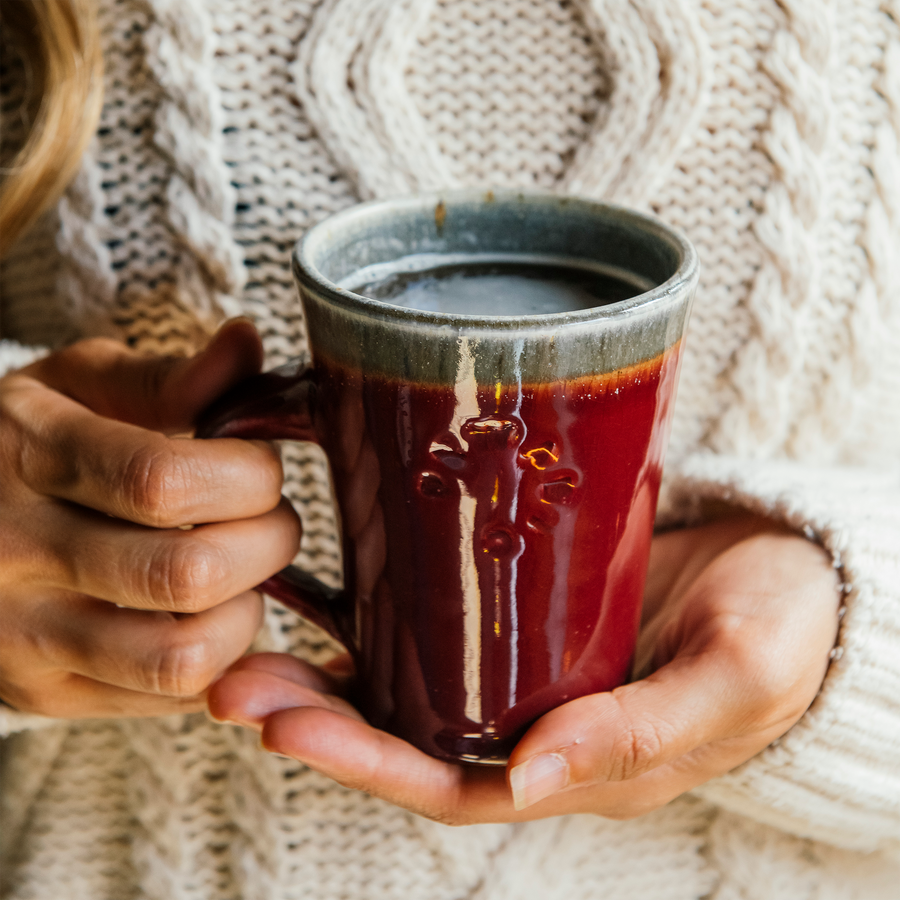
[214, 315, 256, 334]
[509, 752, 569, 811]
[205, 708, 232, 725]
[203, 316, 256, 349]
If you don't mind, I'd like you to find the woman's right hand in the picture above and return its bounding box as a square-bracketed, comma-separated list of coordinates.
[0, 320, 301, 719]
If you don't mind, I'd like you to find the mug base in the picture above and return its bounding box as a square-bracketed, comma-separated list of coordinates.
[432, 729, 517, 766]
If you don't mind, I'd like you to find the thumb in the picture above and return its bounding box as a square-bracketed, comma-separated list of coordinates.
[26, 318, 264, 433]
[506, 650, 744, 812]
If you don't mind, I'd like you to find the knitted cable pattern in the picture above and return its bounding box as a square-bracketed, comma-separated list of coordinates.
[468, 797, 717, 900]
[57, 0, 200, 355]
[296, 0, 614, 197]
[52, 0, 246, 357]
[297, 0, 706, 201]
[768, 0, 900, 465]
[708, 811, 900, 899]
[707, 0, 833, 459]
[651, 0, 780, 465]
[55, 143, 119, 341]
[848, 0, 900, 460]
[355, 0, 455, 193]
[217, 723, 515, 900]
[564, 0, 710, 206]
[142, 0, 245, 329]
[213, 0, 354, 364]
[295, 1, 708, 207]
[0, 723, 138, 899]
[293, 0, 422, 199]
[121, 714, 251, 900]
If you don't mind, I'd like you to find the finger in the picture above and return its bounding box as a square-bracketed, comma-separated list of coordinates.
[40, 590, 264, 696]
[225, 652, 347, 696]
[47, 497, 301, 611]
[505, 649, 747, 811]
[208, 667, 515, 824]
[261, 706, 516, 825]
[208, 667, 364, 728]
[486, 734, 770, 821]
[321, 653, 356, 678]
[8, 671, 212, 719]
[575, 730, 784, 819]
[23, 318, 264, 433]
[8, 384, 284, 525]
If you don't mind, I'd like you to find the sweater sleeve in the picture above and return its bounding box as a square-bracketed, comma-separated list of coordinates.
[663, 453, 900, 853]
[0, 339, 46, 376]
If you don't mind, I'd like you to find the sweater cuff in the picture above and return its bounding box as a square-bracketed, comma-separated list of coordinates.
[0, 706, 59, 738]
[0, 339, 47, 377]
[664, 453, 900, 852]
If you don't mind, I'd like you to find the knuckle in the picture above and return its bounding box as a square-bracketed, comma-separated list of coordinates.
[711, 613, 813, 734]
[746, 662, 788, 714]
[595, 798, 659, 821]
[0, 524, 60, 588]
[417, 781, 470, 827]
[258, 447, 286, 502]
[745, 667, 801, 730]
[149, 636, 218, 697]
[716, 615, 791, 719]
[121, 443, 190, 527]
[144, 540, 225, 611]
[138, 353, 178, 405]
[27, 339, 123, 391]
[62, 337, 123, 362]
[70, 339, 125, 373]
[0, 387, 62, 492]
[607, 706, 667, 782]
[424, 807, 468, 827]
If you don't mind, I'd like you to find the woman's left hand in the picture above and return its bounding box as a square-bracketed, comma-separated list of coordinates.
[208, 514, 840, 824]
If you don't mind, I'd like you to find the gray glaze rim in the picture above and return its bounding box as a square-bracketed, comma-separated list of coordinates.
[292, 189, 698, 334]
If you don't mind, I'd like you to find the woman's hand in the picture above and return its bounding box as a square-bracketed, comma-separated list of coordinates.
[208, 514, 840, 824]
[0, 320, 301, 718]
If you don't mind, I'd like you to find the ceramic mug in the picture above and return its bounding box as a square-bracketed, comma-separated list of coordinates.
[197, 190, 698, 764]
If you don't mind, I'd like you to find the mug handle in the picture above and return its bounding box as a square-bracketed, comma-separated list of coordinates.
[194, 359, 351, 646]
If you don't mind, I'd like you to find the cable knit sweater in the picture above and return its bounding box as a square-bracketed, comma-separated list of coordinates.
[2, 1, 900, 898]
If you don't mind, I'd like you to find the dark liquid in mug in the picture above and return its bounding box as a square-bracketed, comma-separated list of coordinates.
[345, 255, 650, 315]
[315, 277, 681, 761]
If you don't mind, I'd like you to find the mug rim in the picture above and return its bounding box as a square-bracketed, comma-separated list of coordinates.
[292, 189, 698, 331]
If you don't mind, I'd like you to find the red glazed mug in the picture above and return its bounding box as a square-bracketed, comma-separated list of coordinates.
[197, 191, 697, 764]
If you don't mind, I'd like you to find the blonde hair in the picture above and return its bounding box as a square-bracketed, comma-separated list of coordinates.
[0, 0, 103, 258]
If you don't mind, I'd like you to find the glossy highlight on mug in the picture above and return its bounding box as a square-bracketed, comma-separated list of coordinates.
[315, 341, 683, 763]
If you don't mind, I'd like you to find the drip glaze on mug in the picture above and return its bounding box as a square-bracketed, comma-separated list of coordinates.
[314, 343, 682, 763]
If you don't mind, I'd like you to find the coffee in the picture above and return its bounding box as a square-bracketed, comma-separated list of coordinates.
[342, 254, 652, 316]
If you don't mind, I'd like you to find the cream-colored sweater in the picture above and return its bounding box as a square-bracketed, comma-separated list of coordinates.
[2, 1, 900, 897]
